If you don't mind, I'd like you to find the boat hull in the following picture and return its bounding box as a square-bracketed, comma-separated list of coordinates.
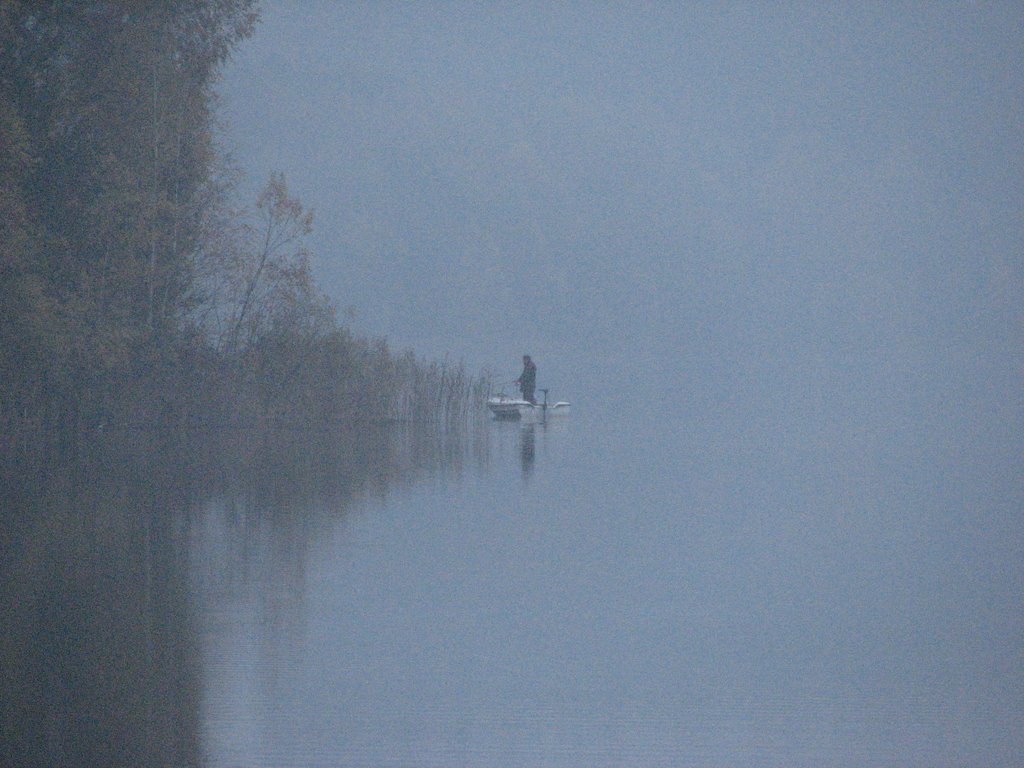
[487, 396, 570, 421]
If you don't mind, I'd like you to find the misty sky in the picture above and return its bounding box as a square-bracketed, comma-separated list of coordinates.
[219, 2, 1022, 415]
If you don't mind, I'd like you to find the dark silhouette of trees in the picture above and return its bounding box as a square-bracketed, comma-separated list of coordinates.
[0, 2, 482, 444]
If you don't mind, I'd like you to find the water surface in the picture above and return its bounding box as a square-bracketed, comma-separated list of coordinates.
[192, 400, 1022, 767]
[2, 389, 1020, 766]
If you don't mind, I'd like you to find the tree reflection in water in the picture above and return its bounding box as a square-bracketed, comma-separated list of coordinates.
[0, 423, 470, 768]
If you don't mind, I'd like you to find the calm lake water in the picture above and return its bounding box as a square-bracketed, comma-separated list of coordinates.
[3, 385, 1022, 766]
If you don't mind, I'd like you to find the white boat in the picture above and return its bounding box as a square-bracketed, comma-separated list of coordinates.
[487, 393, 570, 421]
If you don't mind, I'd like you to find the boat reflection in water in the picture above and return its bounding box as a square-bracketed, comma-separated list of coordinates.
[520, 423, 535, 478]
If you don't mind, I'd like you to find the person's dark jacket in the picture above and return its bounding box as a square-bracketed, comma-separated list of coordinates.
[518, 361, 536, 395]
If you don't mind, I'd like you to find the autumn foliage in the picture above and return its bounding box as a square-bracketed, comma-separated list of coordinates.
[0, 2, 481, 445]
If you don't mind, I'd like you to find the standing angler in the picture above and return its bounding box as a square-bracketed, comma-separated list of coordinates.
[515, 355, 537, 404]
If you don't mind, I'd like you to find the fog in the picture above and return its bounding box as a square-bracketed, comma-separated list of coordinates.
[220, 2, 1021, 410]
[3, 4, 1019, 765]
[204, 3, 1024, 763]
[218, 3, 1022, 553]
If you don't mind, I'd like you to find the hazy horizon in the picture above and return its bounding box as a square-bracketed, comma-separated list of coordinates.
[219, 2, 1021, 412]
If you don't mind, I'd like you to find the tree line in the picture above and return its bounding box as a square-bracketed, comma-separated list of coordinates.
[0, 1, 485, 448]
